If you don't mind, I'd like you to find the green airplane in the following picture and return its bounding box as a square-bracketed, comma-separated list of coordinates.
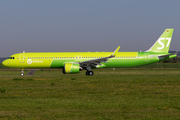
[2, 29, 176, 76]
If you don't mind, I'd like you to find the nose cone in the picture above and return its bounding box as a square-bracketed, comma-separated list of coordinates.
[2, 60, 8, 67]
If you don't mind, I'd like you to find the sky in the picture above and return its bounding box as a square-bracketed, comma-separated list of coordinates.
[0, 0, 180, 57]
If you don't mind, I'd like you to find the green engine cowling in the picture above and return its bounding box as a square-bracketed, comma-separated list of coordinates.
[63, 63, 80, 74]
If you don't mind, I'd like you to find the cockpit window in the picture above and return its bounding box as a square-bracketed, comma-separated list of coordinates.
[9, 57, 15, 59]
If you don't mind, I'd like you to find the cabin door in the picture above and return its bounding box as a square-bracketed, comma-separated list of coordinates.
[19, 54, 24, 63]
[145, 53, 150, 62]
[75, 55, 82, 62]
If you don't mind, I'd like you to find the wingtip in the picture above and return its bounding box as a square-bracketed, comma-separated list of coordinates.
[112, 46, 120, 56]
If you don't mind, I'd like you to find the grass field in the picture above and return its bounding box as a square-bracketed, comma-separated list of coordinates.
[0, 68, 180, 120]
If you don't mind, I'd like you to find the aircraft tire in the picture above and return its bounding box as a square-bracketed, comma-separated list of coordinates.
[86, 71, 89, 75]
[86, 71, 94, 76]
[89, 71, 93, 76]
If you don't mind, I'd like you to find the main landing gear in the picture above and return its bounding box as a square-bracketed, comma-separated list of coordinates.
[20, 69, 24, 76]
[86, 71, 94, 76]
[86, 66, 94, 76]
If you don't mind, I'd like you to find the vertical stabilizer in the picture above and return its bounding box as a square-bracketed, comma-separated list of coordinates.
[146, 29, 174, 53]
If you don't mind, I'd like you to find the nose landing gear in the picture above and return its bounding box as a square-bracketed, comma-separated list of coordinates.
[20, 69, 24, 76]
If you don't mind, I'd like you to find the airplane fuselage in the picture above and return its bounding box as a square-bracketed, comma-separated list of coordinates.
[3, 52, 176, 69]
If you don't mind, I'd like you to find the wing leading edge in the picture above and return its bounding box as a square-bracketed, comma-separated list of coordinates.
[79, 46, 120, 68]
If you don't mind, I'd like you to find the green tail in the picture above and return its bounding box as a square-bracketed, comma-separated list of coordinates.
[146, 29, 174, 53]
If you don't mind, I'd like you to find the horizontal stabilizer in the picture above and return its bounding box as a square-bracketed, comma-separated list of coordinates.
[158, 53, 177, 59]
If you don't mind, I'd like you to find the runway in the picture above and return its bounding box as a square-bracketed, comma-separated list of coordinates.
[27, 69, 37, 75]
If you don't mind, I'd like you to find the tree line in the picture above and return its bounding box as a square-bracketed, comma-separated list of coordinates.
[162, 51, 180, 63]
[162, 56, 180, 63]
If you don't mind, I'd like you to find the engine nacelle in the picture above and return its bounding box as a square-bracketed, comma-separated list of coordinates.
[63, 63, 80, 74]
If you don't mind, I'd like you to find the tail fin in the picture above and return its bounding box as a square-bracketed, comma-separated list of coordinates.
[146, 29, 174, 53]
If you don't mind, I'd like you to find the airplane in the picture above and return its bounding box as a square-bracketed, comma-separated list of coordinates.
[2, 29, 176, 76]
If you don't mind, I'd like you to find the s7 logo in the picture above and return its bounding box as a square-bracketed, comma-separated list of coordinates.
[157, 38, 171, 50]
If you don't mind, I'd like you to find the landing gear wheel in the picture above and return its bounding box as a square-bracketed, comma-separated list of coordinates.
[86, 71, 94, 76]
[89, 71, 94, 76]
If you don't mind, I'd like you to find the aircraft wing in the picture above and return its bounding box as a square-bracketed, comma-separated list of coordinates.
[78, 46, 120, 68]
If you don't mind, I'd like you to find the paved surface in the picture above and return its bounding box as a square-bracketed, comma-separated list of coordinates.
[27, 70, 37, 75]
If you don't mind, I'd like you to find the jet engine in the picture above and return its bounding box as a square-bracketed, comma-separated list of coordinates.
[62, 63, 80, 74]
